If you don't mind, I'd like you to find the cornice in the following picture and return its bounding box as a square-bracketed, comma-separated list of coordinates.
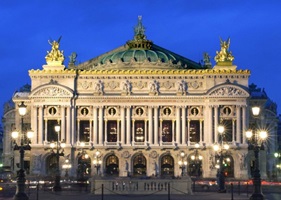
[77, 69, 250, 75]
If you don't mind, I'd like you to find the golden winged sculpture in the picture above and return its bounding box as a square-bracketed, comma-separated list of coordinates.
[214, 37, 234, 65]
[45, 36, 64, 65]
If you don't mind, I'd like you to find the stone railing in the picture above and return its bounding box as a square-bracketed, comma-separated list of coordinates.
[90, 177, 193, 195]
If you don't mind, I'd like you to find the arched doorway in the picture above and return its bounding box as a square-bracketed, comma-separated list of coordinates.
[188, 153, 203, 178]
[46, 154, 57, 176]
[133, 154, 146, 176]
[223, 155, 234, 177]
[215, 154, 234, 178]
[77, 153, 91, 181]
[160, 155, 174, 177]
[105, 155, 119, 176]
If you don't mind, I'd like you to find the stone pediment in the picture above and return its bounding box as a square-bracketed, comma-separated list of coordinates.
[208, 85, 249, 97]
[30, 84, 73, 98]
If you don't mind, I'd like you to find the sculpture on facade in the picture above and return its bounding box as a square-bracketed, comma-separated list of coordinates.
[45, 36, 64, 65]
[69, 52, 77, 65]
[214, 37, 234, 64]
[121, 80, 132, 95]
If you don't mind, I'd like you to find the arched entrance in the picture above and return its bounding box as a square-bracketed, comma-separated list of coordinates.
[133, 154, 146, 176]
[160, 155, 174, 177]
[46, 154, 57, 176]
[215, 154, 234, 178]
[105, 155, 119, 176]
[188, 153, 203, 178]
[77, 153, 91, 181]
[223, 155, 234, 177]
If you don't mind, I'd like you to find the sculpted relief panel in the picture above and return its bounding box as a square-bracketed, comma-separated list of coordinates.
[209, 86, 248, 97]
[32, 86, 72, 97]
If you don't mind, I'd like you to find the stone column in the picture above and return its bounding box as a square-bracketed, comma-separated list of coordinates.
[242, 106, 247, 144]
[104, 120, 108, 143]
[181, 106, 186, 145]
[214, 106, 219, 143]
[232, 119, 236, 144]
[187, 119, 190, 146]
[98, 106, 104, 145]
[132, 119, 135, 143]
[154, 107, 159, 145]
[66, 106, 71, 144]
[200, 119, 203, 144]
[93, 106, 98, 145]
[236, 106, 241, 143]
[126, 106, 131, 145]
[159, 119, 163, 145]
[77, 119, 80, 142]
[148, 106, 153, 145]
[61, 106, 66, 142]
[38, 106, 44, 143]
[176, 106, 181, 145]
[121, 106, 125, 145]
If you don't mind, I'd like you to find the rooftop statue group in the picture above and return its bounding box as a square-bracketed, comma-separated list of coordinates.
[45, 36, 65, 65]
[214, 37, 234, 64]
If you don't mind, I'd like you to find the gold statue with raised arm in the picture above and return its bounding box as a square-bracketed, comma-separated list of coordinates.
[45, 36, 64, 65]
[214, 37, 234, 65]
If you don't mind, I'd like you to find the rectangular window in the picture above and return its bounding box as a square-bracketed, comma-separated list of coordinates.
[162, 120, 172, 142]
[80, 120, 90, 142]
[107, 121, 117, 142]
[190, 120, 200, 143]
[223, 120, 232, 142]
[135, 121, 145, 142]
[47, 120, 58, 142]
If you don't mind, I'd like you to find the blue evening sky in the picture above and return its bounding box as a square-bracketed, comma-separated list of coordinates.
[1, 0, 281, 119]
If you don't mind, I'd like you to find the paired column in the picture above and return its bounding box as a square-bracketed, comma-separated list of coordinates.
[181, 107, 186, 145]
[154, 107, 159, 145]
[93, 107, 98, 145]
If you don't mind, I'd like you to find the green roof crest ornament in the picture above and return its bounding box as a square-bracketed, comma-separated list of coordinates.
[127, 16, 153, 49]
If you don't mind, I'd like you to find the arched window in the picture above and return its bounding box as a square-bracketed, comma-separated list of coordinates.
[77, 153, 91, 181]
[161, 155, 174, 177]
[105, 155, 119, 176]
[133, 154, 146, 176]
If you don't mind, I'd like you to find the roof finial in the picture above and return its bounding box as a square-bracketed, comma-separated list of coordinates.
[127, 16, 153, 49]
[134, 15, 146, 40]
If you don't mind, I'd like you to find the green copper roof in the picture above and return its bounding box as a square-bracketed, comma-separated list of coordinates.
[75, 16, 206, 70]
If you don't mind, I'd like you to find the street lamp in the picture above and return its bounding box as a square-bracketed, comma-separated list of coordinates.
[213, 125, 229, 193]
[178, 151, 187, 176]
[93, 151, 102, 176]
[62, 158, 71, 179]
[191, 143, 203, 177]
[50, 123, 65, 192]
[246, 106, 267, 200]
[274, 152, 281, 180]
[11, 102, 34, 200]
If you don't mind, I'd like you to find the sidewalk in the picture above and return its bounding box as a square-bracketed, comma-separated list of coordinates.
[3, 190, 251, 200]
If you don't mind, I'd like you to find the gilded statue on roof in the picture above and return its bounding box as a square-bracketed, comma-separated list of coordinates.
[45, 36, 64, 65]
[214, 38, 234, 64]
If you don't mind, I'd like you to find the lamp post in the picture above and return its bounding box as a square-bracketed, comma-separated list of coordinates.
[274, 152, 281, 180]
[246, 106, 267, 200]
[93, 151, 102, 176]
[191, 143, 203, 177]
[213, 125, 229, 193]
[51, 123, 65, 192]
[178, 151, 187, 177]
[11, 102, 34, 200]
[62, 158, 71, 179]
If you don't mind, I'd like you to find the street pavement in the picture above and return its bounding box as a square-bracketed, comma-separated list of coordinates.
[3, 189, 281, 200]
[1, 183, 280, 200]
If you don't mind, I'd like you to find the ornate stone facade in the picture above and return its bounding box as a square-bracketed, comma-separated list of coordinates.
[3, 17, 277, 181]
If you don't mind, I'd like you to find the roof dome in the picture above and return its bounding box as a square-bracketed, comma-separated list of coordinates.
[100, 48, 176, 64]
[75, 16, 205, 70]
